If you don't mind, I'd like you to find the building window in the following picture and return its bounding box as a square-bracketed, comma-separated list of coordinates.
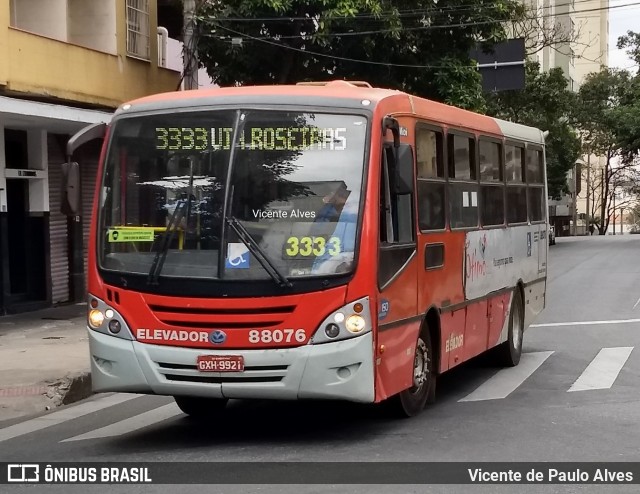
[127, 0, 150, 60]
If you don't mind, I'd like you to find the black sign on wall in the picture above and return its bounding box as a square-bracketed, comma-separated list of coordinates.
[470, 38, 526, 92]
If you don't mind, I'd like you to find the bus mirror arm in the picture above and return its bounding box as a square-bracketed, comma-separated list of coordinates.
[61, 122, 107, 216]
[382, 116, 400, 148]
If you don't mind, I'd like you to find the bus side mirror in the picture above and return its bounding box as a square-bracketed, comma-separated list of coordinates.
[61, 162, 81, 216]
[393, 144, 414, 195]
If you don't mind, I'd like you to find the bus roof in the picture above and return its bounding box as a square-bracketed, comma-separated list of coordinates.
[118, 80, 545, 145]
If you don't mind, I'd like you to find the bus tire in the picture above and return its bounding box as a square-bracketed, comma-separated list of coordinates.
[394, 330, 436, 417]
[494, 289, 524, 367]
[174, 396, 228, 419]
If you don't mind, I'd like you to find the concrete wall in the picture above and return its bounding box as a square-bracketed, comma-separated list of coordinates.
[2, 1, 179, 108]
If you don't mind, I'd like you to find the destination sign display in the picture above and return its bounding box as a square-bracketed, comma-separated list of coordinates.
[155, 126, 348, 152]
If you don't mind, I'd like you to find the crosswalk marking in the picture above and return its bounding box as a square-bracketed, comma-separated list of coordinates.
[60, 403, 182, 442]
[531, 318, 640, 328]
[458, 351, 554, 402]
[568, 347, 634, 392]
[0, 393, 139, 443]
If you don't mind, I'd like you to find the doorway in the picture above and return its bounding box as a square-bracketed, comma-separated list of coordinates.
[7, 179, 28, 297]
[2, 179, 47, 309]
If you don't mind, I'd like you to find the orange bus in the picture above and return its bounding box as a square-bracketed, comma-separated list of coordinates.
[64, 81, 548, 417]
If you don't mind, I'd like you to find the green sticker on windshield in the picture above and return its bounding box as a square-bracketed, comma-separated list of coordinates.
[108, 228, 156, 243]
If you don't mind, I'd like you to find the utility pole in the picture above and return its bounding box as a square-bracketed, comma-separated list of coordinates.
[585, 152, 591, 235]
[572, 163, 578, 236]
[613, 193, 616, 235]
[183, 0, 199, 90]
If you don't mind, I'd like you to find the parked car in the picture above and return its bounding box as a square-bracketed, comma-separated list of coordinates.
[549, 226, 556, 245]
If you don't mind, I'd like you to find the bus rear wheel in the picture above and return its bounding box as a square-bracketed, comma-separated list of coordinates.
[494, 289, 524, 367]
[394, 331, 436, 417]
[174, 396, 228, 419]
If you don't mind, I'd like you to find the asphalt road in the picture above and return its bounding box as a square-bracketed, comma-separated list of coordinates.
[2, 235, 639, 493]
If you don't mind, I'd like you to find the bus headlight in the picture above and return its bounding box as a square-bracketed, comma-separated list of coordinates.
[311, 296, 372, 345]
[88, 310, 104, 328]
[345, 315, 366, 333]
[87, 294, 134, 340]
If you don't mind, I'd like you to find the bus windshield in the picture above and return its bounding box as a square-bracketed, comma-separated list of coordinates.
[98, 109, 368, 283]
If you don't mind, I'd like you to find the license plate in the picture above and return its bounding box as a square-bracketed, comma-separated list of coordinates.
[197, 355, 244, 372]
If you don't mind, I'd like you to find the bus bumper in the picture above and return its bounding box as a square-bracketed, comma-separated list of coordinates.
[88, 329, 375, 403]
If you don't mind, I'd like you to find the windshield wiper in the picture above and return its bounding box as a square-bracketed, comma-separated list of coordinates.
[147, 158, 196, 285]
[147, 197, 190, 285]
[226, 216, 292, 288]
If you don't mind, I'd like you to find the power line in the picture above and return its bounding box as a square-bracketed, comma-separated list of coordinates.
[202, 0, 636, 23]
[201, 1, 640, 42]
[207, 24, 465, 69]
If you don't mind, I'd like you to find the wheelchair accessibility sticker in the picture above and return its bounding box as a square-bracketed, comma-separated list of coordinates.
[226, 243, 250, 269]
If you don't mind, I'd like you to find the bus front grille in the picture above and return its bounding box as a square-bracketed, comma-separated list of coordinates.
[147, 304, 297, 330]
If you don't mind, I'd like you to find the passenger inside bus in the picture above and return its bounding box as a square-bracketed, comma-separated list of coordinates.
[310, 187, 357, 274]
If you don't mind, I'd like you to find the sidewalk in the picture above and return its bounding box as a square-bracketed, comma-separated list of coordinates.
[0, 303, 91, 422]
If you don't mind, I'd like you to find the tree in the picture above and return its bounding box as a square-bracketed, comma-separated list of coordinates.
[485, 61, 581, 199]
[574, 68, 640, 235]
[195, 0, 523, 110]
[617, 30, 640, 70]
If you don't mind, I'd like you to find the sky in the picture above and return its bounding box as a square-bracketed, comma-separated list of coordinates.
[608, 0, 640, 71]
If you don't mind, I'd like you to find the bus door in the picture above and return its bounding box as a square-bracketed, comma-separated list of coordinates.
[375, 138, 419, 401]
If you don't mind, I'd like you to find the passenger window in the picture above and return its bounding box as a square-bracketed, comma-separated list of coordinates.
[448, 135, 476, 180]
[527, 149, 544, 184]
[506, 186, 527, 223]
[481, 185, 504, 226]
[505, 145, 524, 183]
[416, 127, 444, 178]
[479, 141, 502, 181]
[418, 182, 446, 231]
[450, 183, 478, 228]
[528, 187, 545, 221]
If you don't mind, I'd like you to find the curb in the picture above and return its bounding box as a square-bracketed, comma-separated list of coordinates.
[52, 372, 94, 407]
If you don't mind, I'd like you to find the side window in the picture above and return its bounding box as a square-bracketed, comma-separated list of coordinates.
[448, 132, 478, 229]
[479, 140, 502, 182]
[507, 186, 527, 223]
[417, 127, 444, 179]
[505, 145, 525, 183]
[481, 185, 505, 226]
[380, 146, 414, 244]
[526, 149, 544, 184]
[448, 135, 476, 180]
[506, 144, 527, 223]
[416, 125, 446, 231]
[418, 182, 446, 230]
[479, 139, 504, 227]
[450, 183, 478, 228]
[379, 140, 417, 289]
[527, 148, 545, 222]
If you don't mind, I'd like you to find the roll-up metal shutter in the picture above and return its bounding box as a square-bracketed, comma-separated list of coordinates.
[81, 157, 99, 286]
[47, 135, 70, 304]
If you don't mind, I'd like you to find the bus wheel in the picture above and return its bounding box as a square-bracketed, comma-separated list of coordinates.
[395, 331, 436, 417]
[174, 396, 228, 419]
[494, 290, 524, 367]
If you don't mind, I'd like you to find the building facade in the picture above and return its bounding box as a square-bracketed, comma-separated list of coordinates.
[0, 0, 180, 314]
[540, 0, 609, 236]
